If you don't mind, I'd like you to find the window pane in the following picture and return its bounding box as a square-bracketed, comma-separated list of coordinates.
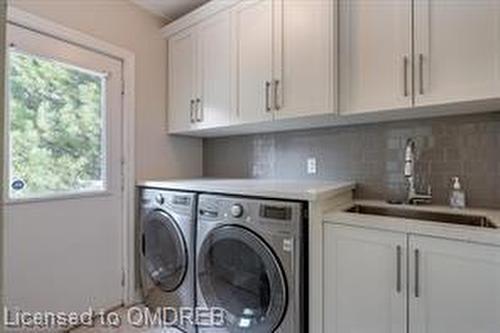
[8, 51, 106, 199]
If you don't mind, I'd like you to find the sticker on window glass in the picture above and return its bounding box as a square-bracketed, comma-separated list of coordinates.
[11, 179, 25, 191]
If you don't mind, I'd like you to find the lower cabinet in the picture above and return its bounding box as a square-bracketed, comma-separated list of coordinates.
[324, 224, 500, 333]
[324, 224, 406, 333]
[409, 235, 500, 333]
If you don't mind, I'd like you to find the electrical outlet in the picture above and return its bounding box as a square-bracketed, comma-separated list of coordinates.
[307, 157, 317, 175]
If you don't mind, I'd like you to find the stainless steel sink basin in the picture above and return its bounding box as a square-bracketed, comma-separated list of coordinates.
[346, 205, 497, 229]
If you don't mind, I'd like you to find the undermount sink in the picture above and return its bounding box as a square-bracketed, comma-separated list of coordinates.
[346, 205, 497, 229]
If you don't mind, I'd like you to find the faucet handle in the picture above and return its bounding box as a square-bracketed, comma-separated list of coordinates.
[427, 185, 432, 195]
[404, 161, 413, 177]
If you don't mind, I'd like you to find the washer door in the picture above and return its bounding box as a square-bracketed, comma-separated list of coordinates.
[143, 210, 188, 292]
[198, 225, 287, 332]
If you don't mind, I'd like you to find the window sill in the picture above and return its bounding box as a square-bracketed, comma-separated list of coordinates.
[4, 189, 115, 205]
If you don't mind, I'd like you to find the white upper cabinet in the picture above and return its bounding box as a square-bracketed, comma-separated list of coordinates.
[340, 0, 500, 115]
[233, 0, 274, 124]
[274, 0, 335, 119]
[196, 11, 234, 128]
[168, 10, 234, 133]
[164, 0, 500, 135]
[167, 0, 337, 133]
[339, 0, 412, 114]
[414, 0, 500, 106]
[324, 224, 407, 333]
[168, 28, 197, 133]
[409, 235, 500, 333]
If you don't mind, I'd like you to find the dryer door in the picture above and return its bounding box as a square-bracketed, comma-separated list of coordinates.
[143, 210, 188, 292]
[198, 225, 287, 332]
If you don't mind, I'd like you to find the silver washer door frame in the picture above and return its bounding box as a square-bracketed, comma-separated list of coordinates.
[197, 225, 288, 332]
[143, 209, 188, 292]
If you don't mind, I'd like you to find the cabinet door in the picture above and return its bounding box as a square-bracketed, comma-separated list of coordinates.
[339, 0, 412, 114]
[168, 28, 197, 133]
[273, 0, 335, 119]
[324, 224, 407, 333]
[409, 235, 500, 333]
[414, 0, 500, 106]
[197, 11, 235, 129]
[233, 0, 274, 124]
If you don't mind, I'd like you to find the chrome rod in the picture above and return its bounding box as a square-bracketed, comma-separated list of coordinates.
[141, 233, 146, 256]
[415, 248, 420, 298]
[265, 81, 271, 112]
[396, 245, 402, 293]
[419, 53, 424, 95]
[403, 55, 409, 97]
[196, 98, 203, 122]
[190, 99, 196, 123]
[274, 79, 281, 110]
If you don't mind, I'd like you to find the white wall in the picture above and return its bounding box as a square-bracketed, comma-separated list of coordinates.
[8, 0, 203, 180]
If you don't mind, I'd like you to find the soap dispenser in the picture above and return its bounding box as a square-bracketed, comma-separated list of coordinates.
[449, 177, 466, 209]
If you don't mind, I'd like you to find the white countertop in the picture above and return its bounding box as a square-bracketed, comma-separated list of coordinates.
[138, 178, 356, 201]
[325, 199, 500, 246]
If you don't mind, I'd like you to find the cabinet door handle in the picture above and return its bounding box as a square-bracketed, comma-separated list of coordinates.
[273, 79, 281, 110]
[403, 55, 409, 97]
[418, 53, 424, 95]
[396, 245, 402, 293]
[196, 98, 203, 122]
[415, 248, 420, 298]
[141, 233, 146, 256]
[265, 81, 271, 112]
[190, 99, 196, 123]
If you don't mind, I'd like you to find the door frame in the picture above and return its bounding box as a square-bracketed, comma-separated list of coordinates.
[5, 7, 138, 304]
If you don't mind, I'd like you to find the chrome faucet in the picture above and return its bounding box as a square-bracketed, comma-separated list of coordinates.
[404, 138, 432, 205]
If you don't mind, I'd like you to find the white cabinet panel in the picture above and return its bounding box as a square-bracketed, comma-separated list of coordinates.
[410, 235, 500, 333]
[339, 0, 412, 114]
[274, 0, 335, 119]
[168, 28, 197, 132]
[414, 0, 500, 106]
[324, 224, 407, 333]
[197, 11, 234, 128]
[234, 0, 274, 124]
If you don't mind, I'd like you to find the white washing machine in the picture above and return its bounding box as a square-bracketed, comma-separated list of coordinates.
[195, 194, 307, 333]
[139, 188, 197, 333]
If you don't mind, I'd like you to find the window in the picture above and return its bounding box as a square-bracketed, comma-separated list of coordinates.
[7, 50, 107, 199]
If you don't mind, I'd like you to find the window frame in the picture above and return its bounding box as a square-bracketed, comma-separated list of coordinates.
[4, 26, 117, 203]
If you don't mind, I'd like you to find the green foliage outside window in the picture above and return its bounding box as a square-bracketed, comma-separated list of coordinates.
[9, 51, 105, 198]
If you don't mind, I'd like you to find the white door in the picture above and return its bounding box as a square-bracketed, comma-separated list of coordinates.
[274, 0, 335, 119]
[4, 24, 124, 314]
[197, 11, 235, 129]
[339, 0, 412, 114]
[414, 0, 500, 106]
[324, 224, 407, 333]
[409, 235, 500, 333]
[233, 0, 274, 124]
[168, 27, 197, 133]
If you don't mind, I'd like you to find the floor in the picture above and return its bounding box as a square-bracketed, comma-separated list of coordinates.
[69, 306, 182, 333]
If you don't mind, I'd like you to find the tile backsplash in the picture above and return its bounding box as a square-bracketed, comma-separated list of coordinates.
[203, 112, 500, 209]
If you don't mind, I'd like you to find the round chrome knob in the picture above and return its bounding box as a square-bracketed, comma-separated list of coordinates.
[155, 194, 165, 205]
[230, 204, 244, 218]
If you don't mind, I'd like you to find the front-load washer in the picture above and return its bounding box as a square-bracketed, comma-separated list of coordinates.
[195, 194, 307, 333]
[139, 188, 196, 333]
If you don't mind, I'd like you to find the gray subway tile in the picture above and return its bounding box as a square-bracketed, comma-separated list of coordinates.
[203, 112, 500, 209]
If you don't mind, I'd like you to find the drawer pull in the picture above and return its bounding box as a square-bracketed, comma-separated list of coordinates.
[396, 245, 402, 293]
[415, 248, 421, 298]
[265, 81, 271, 112]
